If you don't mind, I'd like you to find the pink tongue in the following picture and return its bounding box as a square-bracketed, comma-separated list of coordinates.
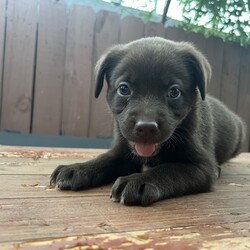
[134, 143, 156, 157]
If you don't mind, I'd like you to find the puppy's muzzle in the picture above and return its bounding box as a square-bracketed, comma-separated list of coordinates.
[135, 121, 159, 140]
[130, 120, 162, 158]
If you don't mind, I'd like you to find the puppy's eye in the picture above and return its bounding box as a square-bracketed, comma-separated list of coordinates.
[117, 83, 131, 96]
[168, 86, 181, 99]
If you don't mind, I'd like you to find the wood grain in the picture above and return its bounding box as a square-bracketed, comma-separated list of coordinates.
[0, 0, 6, 109]
[32, 0, 67, 135]
[2, 226, 249, 250]
[220, 42, 242, 112]
[237, 47, 250, 152]
[0, 146, 249, 249]
[88, 10, 120, 137]
[0, 0, 37, 133]
[187, 32, 207, 53]
[61, 5, 95, 137]
[165, 27, 187, 41]
[206, 36, 224, 98]
[144, 20, 165, 38]
[119, 15, 144, 43]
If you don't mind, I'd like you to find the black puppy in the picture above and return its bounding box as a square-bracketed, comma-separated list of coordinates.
[51, 37, 245, 206]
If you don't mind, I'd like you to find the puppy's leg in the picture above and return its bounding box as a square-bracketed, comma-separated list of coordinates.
[50, 149, 140, 191]
[111, 161, 217, 206]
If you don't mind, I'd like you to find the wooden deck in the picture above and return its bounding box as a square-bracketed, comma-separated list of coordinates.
[0, 146, 250, 250]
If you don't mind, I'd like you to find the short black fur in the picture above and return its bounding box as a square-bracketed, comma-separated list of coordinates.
[51, 37, 245, 206]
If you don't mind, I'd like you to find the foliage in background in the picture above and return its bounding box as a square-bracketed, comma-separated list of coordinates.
[100, 0, 250, 46]
[175, 0, 250, 46]
[99, 0, 156, 21]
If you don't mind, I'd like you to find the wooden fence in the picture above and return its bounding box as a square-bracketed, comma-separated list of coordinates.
[0, 0, 249, 151]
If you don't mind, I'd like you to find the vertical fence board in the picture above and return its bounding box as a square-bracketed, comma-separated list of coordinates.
[120, 15, 144, 43]
[0, 0, 6, 112]
[187, 32, 207, 53]
[88, 10, 120, 137]
[237, 47, 250, 152]
[32, 0, 67, 135]
[205, 37, 224, 98]
[165, 27, 187, 41]
[61, 5, 95, 137]
[220, 42, 241, 112]
[144, 21, 165, 38]
[0, 0, 37, 133]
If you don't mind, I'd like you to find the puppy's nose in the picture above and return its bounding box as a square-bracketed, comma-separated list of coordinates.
[135, 121, 158, 138]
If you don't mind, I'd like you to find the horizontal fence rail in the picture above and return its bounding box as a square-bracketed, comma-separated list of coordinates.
[0, 0, 249, 151]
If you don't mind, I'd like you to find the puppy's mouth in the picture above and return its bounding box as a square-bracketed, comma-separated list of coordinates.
[132, 142, 158, 157]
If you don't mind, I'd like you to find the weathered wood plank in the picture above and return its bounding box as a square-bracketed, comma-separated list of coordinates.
[237, 47, 250, 152]
[0, 154, 249, 175]
[187, 32, 207, 53]
[119, 15, 144, 43]
[61, 5, 95, 137]
[88, 10, 120, 137]
[0, 184, 249, 243]
[144, 21, 165, 38]
[0, 174, 109, 198]
[0, 145, 106, 159]
[32, 0, 67, 135]
[220, 41, 242, 112]
[2, 226, 249, 250]
[1, 171, 250, 199]
[0, 156, 249, 199]
[0, 0, 6, 109]
[165, 27, 187, 41]
[0, 0, 37, 133]
[0, 147, 249, 248]
[206, 36, 224, 98]
[0, 157, 87, 175]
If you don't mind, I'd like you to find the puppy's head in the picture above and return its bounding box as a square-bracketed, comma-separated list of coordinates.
[95, 37, 211, 157]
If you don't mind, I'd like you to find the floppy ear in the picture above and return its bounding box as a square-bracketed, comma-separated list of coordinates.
[94, 45, 124, 98]
[182, 43, 212, 100]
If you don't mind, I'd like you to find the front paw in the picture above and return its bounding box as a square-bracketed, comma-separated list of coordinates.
[111, 173, 161, 206]
[50, 163, 96, 191]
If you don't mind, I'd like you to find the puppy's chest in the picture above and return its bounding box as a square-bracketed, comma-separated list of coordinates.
[140, 158, 161, 172]
[139, 147, 187, 172]
[142, 164, 151, 172]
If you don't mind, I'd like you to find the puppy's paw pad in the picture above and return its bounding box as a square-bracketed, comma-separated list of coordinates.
[55, 180, 72, 190]
[110, 193, 119, 202]
[50, 163, 93, 191]
[111, 175, 162, 206]
[139, 183, 161, 206]
[50, 165, 68, 185]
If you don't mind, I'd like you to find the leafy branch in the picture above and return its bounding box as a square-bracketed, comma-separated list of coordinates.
[173, 0, 250, 45]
